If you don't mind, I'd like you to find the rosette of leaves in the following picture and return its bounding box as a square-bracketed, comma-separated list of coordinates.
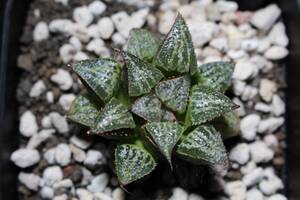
[68, 14, 239, 186]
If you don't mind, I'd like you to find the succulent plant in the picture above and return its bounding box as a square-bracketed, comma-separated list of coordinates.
[68, 14, 239, 186]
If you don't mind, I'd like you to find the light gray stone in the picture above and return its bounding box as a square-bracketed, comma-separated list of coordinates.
[49, 112, 69, 134]
[250, 141, 274, 163]
[19, 110, 38, 137]
[73, 6, 94, 26]
[33, 21, 49, 42]
[30, 80, 46, 98]
[55, 143, 72, 166]
[18, 172, 41, 191]
[50, 69, 73, 90]
[88, 1, 106, 16]
[87, 173, 109, 193]
[264, 46, 289, 60]
[11, 148, 40, 168]
[229, 143, 250, 165]
[240, 114, 261, 141]
[42, 166, 63, 186]
[251, 4, 281, 30]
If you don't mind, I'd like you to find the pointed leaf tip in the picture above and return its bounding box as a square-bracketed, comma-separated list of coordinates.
[155, 14, 197, 74]
[92, 98, 136, 136]
[193, 61, 235, 93]
[155, 75, 191, 114]
[115, 144, 156, 185]
[67, 93, 100, 127]
[121, 51, 164, 97]
[127, 28, 160, 61]
[145, 122, 184, 167]
[177, 125, 228, 167]
[131, 94, 162, 122]
[73, 58, 122, 102]
[186, 85, 237, 125]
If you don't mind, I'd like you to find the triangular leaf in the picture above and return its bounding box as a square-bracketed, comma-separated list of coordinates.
[186, 85, 238, 125]
[213, 111, 240, 139]
[121, 51, 164, 97]
[73, 58, 122, 102]
[127, 29, 160, 61]
[155, 75, 191, 114]
[115, 144, 157, 185]
[145, 122, 184, 166]
[177, 125, 228, 166]
[92, 98, 136, 135]
[67, 93, 101, 127]
[193, 61, 235, 93]
[155, 14, 197, 74]
[131, 94, 162, 122]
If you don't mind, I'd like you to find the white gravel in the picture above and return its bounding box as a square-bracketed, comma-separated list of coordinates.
[19, 110, 38, 137]
[10, 148, 40, 168]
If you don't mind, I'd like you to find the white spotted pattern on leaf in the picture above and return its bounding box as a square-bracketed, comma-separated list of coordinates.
[177, 125, 228, 167]
[186, 85, 238, 125]
[155, 14, 197, 74]
[73, 58, 122, 102]
[115, 144, 157, 185]
[155, 75, 190, 114]
[121, 51, 164, 97]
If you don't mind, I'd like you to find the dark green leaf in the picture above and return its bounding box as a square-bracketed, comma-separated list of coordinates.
[73, 58, 122, 102]
[92, 98, 136, 135]
[213, 111, 240, 139]
[121, 51, 164, 97]
[186, 85, 238, 125]
[177, 125, 228, 166]
[155, 14, 197, 74]
[67, 93, 100, 127]
[131, 94, 162, 122]
[155, 75, 190, 114]
[127, 29, 160, 61]
[115, 144, 157, 185]
[193, 61, 235, 93]
[145, 122, 184, 166]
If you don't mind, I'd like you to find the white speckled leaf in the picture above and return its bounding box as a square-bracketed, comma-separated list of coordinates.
[92, 98, 136, 135]
[213, 111, 240, 139]
[161, 109, 177, 122]
[67, 93, 100, 127]
[177, 125, 228, 166]
[131, 94, 162, 122]
[145, 122, 184, 166]
[121, 51, 164, 97]
[155, 75, 191, 114]
[155, 14, 197, 74]
[127, 29, 160, 61]
[186, 85, 238, 125]
[73, 59, 122, 102]
[194, 61, 235, 93]
[115, 144, 157, 185]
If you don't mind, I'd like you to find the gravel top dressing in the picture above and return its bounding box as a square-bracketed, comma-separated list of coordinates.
[11, 0, 288, 199]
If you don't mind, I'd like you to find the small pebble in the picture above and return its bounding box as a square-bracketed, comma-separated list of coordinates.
[55, 143, 72, 166]
[84, 150, 105, 167]
[42, 166, 63, 186]
[49, 112, 69, 134]
[240, 114, 261, 141]
[88, 1, 107, 16]
[251, 4, 281, 30]
[225, 181, 246, 200]
[59, 44, 76, 63]
[59, 94, 76, 111]
[87, 173, 109, 193]
[229, 143, 250, 165]
[169, 187, 188, 200]
[40, 186, 54, 199]
[242, 167, 264, 187]
[19, 110, 38, 137]
[97, 17, 114, 39]
[73, 6, 94, 26]
[33, 21, 49, 42]
[258, 117, 284, 134]
[50, 69, 73, 91]
[18, 172, 41, 191]
[246, 188, 264, 200]
[112, 188, 125, 200]
[232, 61, 258, 81]
[259, 79, 277, 102]
[249, 141, 274, 163]
[29, 80, 46, 98]
[264, 46, 289, 60]
[11, 148, 40, 168]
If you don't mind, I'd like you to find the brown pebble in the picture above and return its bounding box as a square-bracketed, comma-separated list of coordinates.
[17, 54, 33, 71]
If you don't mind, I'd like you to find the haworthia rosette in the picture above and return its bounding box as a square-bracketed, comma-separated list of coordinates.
[115, 144, 157, 185]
